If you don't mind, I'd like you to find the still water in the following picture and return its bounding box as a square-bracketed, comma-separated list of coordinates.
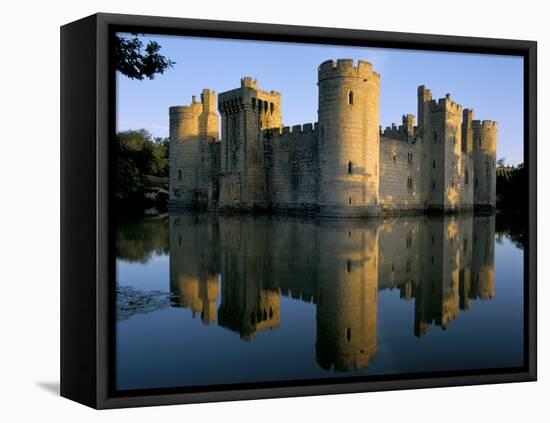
[115, 213, 524, 391]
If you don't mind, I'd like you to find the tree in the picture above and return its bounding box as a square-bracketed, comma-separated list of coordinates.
[114, 35, 175, 80]
[114, 129, 169, 212]
[497, 157, 507, 168]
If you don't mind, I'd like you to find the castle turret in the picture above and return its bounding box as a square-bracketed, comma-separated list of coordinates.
[424, 93, 464, 211]
[169, 89, 220, 208]
[472, 120, 497, 210]
[317, 59, 381, 216]
[218, 78, 282, 210]
[462, 109, 474, 154]
[417, 85, 432, 137]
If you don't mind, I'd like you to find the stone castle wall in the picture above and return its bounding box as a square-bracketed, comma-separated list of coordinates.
[379, 135, 424, 212]
[265, 124, 319, 212]
[168, 59, 497, 216]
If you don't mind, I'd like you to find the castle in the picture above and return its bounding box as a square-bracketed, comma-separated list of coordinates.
[168, 59, 497, 216]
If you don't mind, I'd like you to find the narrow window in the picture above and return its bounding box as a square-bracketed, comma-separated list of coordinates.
[465, 169, 469, 184]
[346, 327, 352, 342]
[348, 90, 354, 105]
[434, 131, 437, 143]
[393, 154, 396, 164]
[178, 169, 182, 180]
[408, 153, 413, 164]
[478, 138, 482, 147]
[432, 181, 436, 190]
[347, 260, 352, 273]
[432, 160, 436, 169]
[270, 102, 274, 114]
[348, 197, 352, 205]
[475, 178, 479, 187]
[348, 161, 353, 174]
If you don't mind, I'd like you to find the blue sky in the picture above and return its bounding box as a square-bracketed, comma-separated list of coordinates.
[117, 33, 524, 165]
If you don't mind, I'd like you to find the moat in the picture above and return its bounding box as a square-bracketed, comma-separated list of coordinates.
[115, 213, 524, 391]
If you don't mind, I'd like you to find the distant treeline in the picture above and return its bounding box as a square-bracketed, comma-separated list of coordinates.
[496, 164, 527, 212]
[495, 163, 527, 250]
[115, 129, 169, 214]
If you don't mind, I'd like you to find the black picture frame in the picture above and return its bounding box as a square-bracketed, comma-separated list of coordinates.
[60, 12, 537, 409]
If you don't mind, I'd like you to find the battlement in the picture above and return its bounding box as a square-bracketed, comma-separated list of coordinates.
[428, 94, 463, 114]
[265, 122, 317, 139]
[169, 102, 203, 117]
[472, 120, 498, 129]
[241, 76, 259, 89]
[170, 89, 218, 117]
[318, 59, 380, 82]
[418, 85, 433, 100]
[381, 114, 416, 141]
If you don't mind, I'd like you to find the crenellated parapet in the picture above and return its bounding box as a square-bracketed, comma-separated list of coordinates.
[318, 59, 380, 84]
[381, 114, 418, 142]
[264, 123, 318, 140]
[427, 93, 463, 115]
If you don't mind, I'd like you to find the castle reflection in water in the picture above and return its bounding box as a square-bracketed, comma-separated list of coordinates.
[169, 213, 494, 372]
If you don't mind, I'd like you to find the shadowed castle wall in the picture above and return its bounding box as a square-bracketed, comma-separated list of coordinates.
[265, 124, 319, 212]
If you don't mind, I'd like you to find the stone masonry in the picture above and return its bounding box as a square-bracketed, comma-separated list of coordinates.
[168, 59, 497, 216]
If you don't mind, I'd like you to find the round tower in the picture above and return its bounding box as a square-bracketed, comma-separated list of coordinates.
[472, 120, 497, 210]
[169, 100, 202, 206]
[317, 59, 381, 216]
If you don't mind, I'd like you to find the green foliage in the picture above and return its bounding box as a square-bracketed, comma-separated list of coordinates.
[114, 35, 175, 80]
[115, 129, 169, 213]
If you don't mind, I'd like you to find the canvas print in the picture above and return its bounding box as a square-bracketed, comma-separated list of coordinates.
[113, 33, 526, 392]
